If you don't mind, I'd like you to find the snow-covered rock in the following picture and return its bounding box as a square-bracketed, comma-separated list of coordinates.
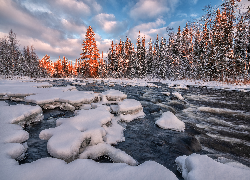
[175, 154, 250, 180]
[155, 111, 185, 131]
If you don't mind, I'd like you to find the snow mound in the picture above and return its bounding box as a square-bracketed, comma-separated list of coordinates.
[103, 117, 125, 145]
[39, 106, 113, 160]
[118, 99, 143, 114]
[155, 111, 185, 132]
[79, 143, 137, 166]
[120, 111, 145, 122]
[0, 102, 43, 161]
[176, 154, 250, 180]
[0, 104, 43, 127]
[102, 89, 127, 102]
[172, 91, 184, 100]
[117, 99, 145, 122]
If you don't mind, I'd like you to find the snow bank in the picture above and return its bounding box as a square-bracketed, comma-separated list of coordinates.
[0, 102, 42, 161]
[79, 143, 137, 166]
[155, 111, 185, 132]
[0, 104, 43, 127]
[176, 154, 250, 180]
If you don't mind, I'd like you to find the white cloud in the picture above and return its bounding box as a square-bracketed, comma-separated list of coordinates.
[93, 13, 127, 34]
[126, 18, 166, 41]
[190, 13, 198, 18]
[54, 0, 91, 16]
[192, 0, 198, 5]
[129, 0, 179, 20]
[61, 19, 87, 34]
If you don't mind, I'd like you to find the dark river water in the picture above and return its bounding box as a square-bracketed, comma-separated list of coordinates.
[10, 79, 250, 179]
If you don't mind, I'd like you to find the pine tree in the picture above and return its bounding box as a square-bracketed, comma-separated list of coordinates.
[80, 26, 100, 78]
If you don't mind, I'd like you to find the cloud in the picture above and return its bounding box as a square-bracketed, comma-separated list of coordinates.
[92, 13, 127, 35]
[192, 0, 198, 5]
[129, 0, 179, 20]
[61, 19, 87, 34]
[126, 18, 166, 41]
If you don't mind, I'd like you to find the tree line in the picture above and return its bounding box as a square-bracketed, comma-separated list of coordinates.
[0, 0, 249, 83]
[106, 0, 250, 83]
[0, 30, 45, 78]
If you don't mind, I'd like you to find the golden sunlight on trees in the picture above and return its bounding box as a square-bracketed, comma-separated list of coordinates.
[80, 26, 100, 78]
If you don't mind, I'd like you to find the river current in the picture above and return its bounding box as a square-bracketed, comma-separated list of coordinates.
[12, 79, 250, 179]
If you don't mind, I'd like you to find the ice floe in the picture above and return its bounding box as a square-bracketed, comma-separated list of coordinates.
[155, 111, 185, 132]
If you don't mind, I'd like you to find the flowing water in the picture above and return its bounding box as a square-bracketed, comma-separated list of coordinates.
[6, 79, 250, 179]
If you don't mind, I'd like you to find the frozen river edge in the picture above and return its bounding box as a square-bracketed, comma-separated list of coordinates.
[0, 77, 250, 180]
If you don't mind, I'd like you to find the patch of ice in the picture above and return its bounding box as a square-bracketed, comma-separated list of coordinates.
[155, 111, 185, 132]
[120, 111, 145, 122]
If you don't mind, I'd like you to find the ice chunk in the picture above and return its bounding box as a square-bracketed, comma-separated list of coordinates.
[176, 154, 250, 180]
[120, 111, 145, 122]
[40, 106, 113, 160]
[162, 92, 170, 96]
[79, 143, 137, 166]
[103, 117, 125, 144]
[102, 89, 127, 101]
[118, 99, 142, 114]
[60, 103, 75, 111]
[172, 91, 184, 100]
[0, 104, 43, 126]
[155, 111, 185, 132]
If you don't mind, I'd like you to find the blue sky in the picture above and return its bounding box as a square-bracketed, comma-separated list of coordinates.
[0, 0, 249, 62]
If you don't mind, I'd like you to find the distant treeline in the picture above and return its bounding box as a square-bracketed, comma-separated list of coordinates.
[0, 0, 249, 83]
[0, 30, 46, 78]
[105, 0, 250, 83]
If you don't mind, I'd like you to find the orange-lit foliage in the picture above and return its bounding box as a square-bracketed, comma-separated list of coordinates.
[80, 26, 100, 78]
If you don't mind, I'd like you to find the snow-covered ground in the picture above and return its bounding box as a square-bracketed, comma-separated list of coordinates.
[0, 77, 250, 180]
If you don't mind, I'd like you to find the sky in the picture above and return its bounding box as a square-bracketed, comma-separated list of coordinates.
[0, 0, 249, 62]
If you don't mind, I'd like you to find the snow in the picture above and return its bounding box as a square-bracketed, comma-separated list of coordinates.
[161, 92, 170, 96]
[0, 103, 43, 126]
[103, 117, 125, 145]
[172, 91, 184, 100]
[102, 89, 127, 101]
[39, 106, 113, 160]
[120, 110, 145, 122]
[155, 111, 185, 132]
[175, 154, 250, 180]
[79, 143, 137, 166]
[118, 99, 143, 114]
[0, 97, 178, 180]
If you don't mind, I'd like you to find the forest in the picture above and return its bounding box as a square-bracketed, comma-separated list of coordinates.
[0, 0, 249, 83]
